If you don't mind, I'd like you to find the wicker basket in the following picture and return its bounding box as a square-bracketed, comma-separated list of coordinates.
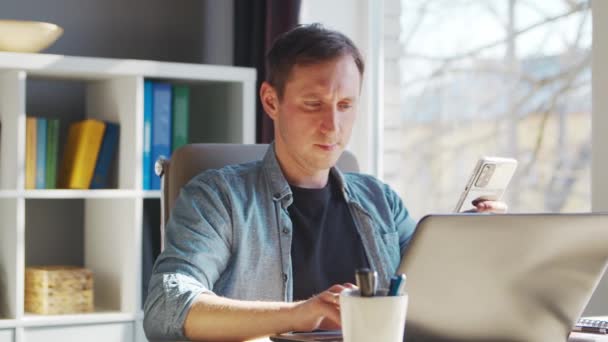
[25, 266, 94, 314]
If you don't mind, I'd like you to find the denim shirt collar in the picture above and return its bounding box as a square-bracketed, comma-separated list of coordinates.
[261, 142, 354, 207]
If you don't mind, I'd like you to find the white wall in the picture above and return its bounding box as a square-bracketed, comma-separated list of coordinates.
[300, 0, 379, 175]
[587, 0, 608, 316]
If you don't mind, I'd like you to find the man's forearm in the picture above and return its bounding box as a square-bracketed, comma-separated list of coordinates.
[184, 293, 297, 341]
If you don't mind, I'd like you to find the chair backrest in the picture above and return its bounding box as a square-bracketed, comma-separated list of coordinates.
[158, 143, 360, 250]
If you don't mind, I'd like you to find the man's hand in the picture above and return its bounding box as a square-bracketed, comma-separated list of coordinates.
[468, 198, 508, 213]
[290, 283, 357, 332]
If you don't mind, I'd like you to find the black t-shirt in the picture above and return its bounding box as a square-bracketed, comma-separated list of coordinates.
[289, 175, 369, 301]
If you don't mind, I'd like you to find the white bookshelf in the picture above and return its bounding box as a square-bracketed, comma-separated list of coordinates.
[0, 52, 256, 342]
[21, 311, 134, 327]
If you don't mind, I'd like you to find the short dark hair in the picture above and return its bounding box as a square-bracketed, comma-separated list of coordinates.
[265, 23, 365, 99]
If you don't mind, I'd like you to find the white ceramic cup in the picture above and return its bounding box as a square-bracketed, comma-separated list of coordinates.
[340, 289, 408, 342]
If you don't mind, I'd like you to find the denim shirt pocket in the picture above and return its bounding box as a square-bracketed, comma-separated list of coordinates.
[377, 230, 400, 274]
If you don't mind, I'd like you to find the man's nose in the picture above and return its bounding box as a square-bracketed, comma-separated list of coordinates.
[320, 106, 339, 133]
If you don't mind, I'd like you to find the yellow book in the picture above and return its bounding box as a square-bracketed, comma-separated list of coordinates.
[59, 119, 106, 189]
[25, 117, 37, 189]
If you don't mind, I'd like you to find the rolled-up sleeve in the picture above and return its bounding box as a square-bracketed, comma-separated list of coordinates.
[143, 175, 233, 340]
[144, 273, 210, 340]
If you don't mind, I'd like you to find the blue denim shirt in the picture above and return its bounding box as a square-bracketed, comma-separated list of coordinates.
[143, 144, 417, 340]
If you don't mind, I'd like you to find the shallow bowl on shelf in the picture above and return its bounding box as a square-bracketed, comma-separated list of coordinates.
[0, 20, 63, 53]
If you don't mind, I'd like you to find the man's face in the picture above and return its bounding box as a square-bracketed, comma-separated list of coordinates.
[264, 54, 361, 174]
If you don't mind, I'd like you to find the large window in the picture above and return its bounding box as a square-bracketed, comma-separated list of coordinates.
[383, 0, 592, 217]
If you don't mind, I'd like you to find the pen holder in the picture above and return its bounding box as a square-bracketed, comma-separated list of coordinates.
[340, 289, 408, 342]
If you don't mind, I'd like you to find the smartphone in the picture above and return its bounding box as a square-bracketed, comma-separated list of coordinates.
[454, 156, 518, 212]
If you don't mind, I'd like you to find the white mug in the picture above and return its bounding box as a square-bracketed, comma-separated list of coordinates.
[340, 289, 408, 342]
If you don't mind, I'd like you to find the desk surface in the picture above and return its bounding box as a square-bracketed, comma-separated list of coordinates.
[569, 332, 608, 341]
[252, 334, 608, 342]
[249, 316, 608, 342]
[252, 335, 608, 342]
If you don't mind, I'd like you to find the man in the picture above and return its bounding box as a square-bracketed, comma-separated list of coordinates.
[143, 23, 506, 341]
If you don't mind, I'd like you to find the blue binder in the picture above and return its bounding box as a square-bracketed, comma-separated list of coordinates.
[91, 122, 119, 189]
[143, 80, 153, 190]
[150, 82, 172, 190]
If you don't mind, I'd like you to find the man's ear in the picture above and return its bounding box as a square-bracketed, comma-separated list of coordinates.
[260, 82, 279, 121]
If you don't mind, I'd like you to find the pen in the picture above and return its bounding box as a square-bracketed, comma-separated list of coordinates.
[572, 325, 608, 334]
[355, 268, 377, 297]
[388, 274, 405, 296]
[573, 319, 608, 334]
[396, 273, 406, 296]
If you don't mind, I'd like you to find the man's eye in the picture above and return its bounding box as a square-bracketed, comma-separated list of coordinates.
[339, 103, 352, 110]
[305, 102, 321, 108]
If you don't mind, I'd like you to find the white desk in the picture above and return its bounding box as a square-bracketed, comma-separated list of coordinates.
[253, 335, 608, 342]
[250, 316, 608, 342]
[253, 333, 608, 342]
[569, 332, 608, 341]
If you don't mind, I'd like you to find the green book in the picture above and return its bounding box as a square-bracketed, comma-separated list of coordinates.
[172, 85, 190, 152]
[45, 119, 60, 189]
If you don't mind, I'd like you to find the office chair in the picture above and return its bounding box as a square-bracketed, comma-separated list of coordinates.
[156, 143, 360, 250]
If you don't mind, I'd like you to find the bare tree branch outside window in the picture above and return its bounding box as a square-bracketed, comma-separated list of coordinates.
[383, 0, 591, 216]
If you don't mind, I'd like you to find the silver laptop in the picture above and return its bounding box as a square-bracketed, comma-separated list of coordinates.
[399, 213, 608, 342]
